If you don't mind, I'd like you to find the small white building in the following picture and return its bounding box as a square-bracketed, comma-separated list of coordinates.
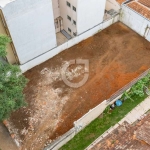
[0, 0, 107, 65]
[0, 0, 57, 64]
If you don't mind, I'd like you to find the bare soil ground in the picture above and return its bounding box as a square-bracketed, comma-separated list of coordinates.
[8, 22, 150, 150]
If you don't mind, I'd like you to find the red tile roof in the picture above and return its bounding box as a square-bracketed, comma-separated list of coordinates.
[116, 0, 127, 4]
[127, 1, 150, 20]
[138, 0, 150, 8]
[91, 114, 150, 150]
[135, 121, 150, 145]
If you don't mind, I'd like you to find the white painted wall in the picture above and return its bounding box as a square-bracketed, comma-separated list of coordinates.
[45, 100, 107, 150]
[2, 0, 57, 64]
[45, 128, 76, 150]
[120, 5, 150, 41]
[20, 15, 119, 72]
[105, 0, 120, 12]
[52, 0, 60, 19]
[77, 0, 106, 35]
[45, 101, 107, 150]
[74, 100, 107, 132]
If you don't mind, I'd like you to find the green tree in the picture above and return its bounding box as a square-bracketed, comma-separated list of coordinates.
[0, 35, 28, 121]
[0, 35, 11, 57]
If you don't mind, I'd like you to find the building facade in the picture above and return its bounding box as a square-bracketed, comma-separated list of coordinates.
[53, 0, 106, 37]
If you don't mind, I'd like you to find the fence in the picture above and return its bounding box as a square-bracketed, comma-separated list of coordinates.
[20, 14, 119, 73]
[45, 101, 108, 150]
[45, 68, 150, 150]
[120, 5, 150, 42]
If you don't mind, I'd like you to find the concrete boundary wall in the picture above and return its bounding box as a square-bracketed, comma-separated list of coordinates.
[74, 100, 107, 133]
[45, 68, 150, 150]
[120, 5, 150, 41]
[44, 128, 76, 150]
[45, 100, 108, 150]
[20, 15, 119, 73]
[44, 100, 109, 150]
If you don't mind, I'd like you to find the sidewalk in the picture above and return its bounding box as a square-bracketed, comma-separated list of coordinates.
[0, 123, 18, 150]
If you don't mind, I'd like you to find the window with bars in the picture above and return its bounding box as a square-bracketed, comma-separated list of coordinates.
[67, 15, 71, 21]
[73, 20, 76, 25]
[67, 1, 71, 7]
[73, 6, 76, 11]
[68, 28, 71, 32]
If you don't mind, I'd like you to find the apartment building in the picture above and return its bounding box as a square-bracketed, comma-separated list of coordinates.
[52, 0, 106, 37]
[0, 0, 106, 65]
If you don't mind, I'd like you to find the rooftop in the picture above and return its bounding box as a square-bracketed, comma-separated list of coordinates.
[91, 113, 150, 150]
[127, 0, 150, 20]
[0, 0, 15, 8]
[138, 0, 150, 8]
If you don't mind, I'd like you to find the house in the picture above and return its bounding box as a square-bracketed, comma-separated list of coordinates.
[120, 0, 150, 41]
[0, 0, 106, 65]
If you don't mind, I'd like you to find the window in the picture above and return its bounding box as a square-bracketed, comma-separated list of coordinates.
[73, 6, 76, 12]
[73, 20, 76, 25]
[68, 28, 71, 32]
[67, 1, 71, 7]
[67, 15, 71, 21]
[73, 32, 76, 36]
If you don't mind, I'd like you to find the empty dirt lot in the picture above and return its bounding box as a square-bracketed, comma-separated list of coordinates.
[7, 22, 150, 150]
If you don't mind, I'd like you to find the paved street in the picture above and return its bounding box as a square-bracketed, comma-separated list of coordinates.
[0, 123, 18, 150]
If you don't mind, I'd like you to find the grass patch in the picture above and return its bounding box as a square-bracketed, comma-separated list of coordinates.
[60, 94, 147, 150]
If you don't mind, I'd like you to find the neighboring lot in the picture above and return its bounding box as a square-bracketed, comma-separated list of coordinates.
[7, 22, 150, 150]
[90, 112, 150, 150]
